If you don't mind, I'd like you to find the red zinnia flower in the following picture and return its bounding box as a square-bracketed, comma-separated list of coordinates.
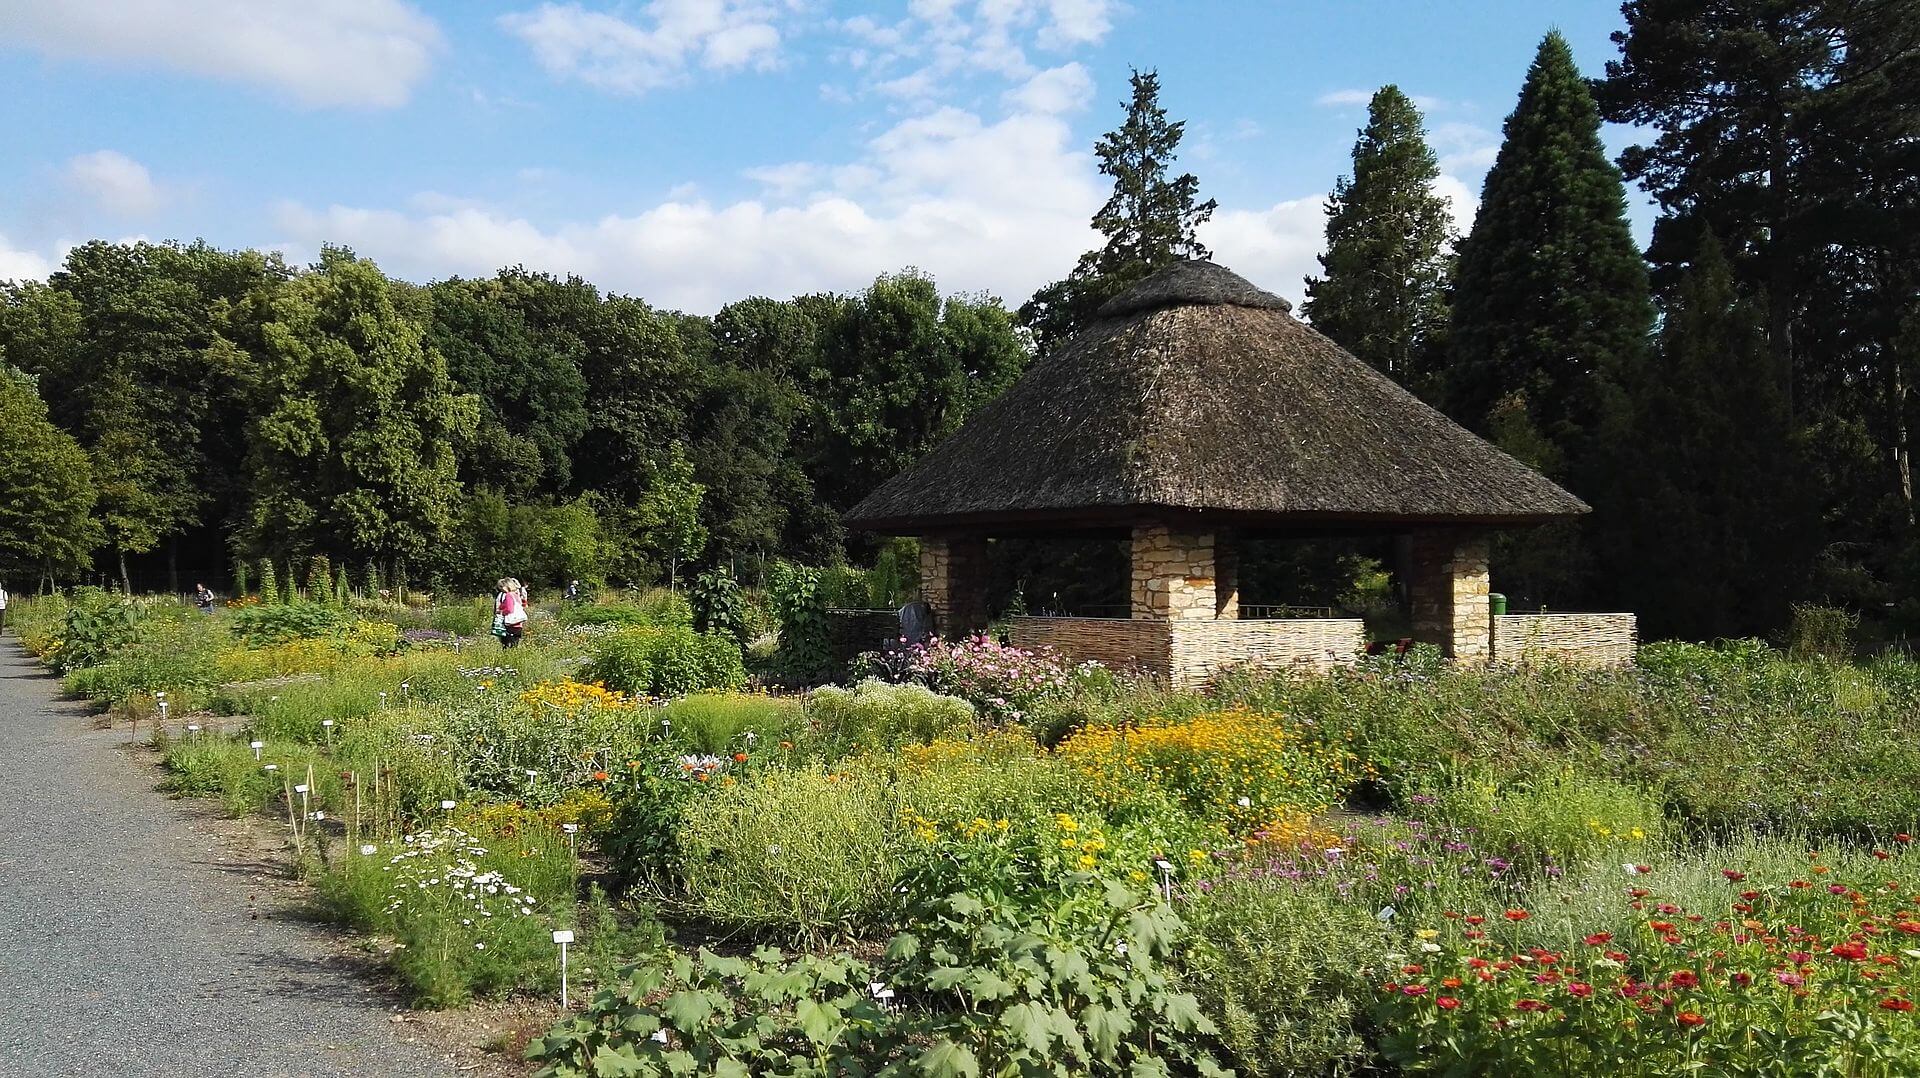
[1436, 996, 1460, 1010]
[1670, 970, 1700, 989]
[1831, 941, 1869, 960]
[1402, 985, 1427, 997]
[1676, 1012, 1707, 1028]
[1584, 932, 1612, 946]
[1568, 983, 1594, 999]
[1514, 999, 1548, 1012]
[1882, 998, 1915, 1012]
[1722, 869, 1747, 881]
[1898, 834, 1913, 844]
[1464, 914, 1485, 925]
[1504, 909, 1530, 922]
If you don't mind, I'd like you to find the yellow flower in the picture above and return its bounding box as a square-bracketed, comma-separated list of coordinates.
[1415, 929, 1439, 941]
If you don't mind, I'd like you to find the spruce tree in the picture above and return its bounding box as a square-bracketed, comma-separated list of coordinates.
[1302, 85, 1454, 396]
[1623, 231, 1809, 639]
[1447, 32, 1656, 606]
[1019, 69, 1217, 356]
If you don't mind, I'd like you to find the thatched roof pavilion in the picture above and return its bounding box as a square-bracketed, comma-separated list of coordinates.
[846, 260, 1631, 682]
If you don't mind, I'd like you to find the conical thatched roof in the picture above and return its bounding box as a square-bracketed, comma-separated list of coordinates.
[845, 260, 1588, 533]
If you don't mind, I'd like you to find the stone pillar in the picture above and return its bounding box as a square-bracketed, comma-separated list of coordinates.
[918, 535, 990, 638]
[1408, 529, 1492, 660]
[1130, 523, 1220, 621]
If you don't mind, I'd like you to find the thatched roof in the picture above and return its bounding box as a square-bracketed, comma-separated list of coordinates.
[846, 260, 1589, 533]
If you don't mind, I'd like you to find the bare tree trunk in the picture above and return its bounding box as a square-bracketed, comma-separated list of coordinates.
[117, 547, 131, 594]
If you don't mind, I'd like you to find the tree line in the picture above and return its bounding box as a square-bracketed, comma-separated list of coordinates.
[4, 1, 1918, 643]
[0, 245, 1026, 594]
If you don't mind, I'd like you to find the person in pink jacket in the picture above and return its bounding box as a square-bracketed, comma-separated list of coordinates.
[494, 577, 529, 648]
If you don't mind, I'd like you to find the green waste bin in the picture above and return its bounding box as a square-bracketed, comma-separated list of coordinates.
[1489, 593, 1508, 617]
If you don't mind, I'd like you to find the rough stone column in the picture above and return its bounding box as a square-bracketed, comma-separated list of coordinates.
[1408, 529, 1492, 660]
[1130, 523, 1219, 621]
[918, 534, 990, 638]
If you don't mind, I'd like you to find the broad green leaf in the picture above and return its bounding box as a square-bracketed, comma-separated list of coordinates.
[915, 1041, 981, 1078]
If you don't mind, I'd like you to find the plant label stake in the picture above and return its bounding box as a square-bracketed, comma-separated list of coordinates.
[562, 823, 578, 856]
[400, 680, 410, 704]
[378, 691, 388, 709]
[322, 718, 335, 743]
[552, 930, 575, 1007]
[440, 799, 456, 818]
[1153, 858, 1174, 902]
[186, 724, 200, 740]
[251, 740, 264, 761]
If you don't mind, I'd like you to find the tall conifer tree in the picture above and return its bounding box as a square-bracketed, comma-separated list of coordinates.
[1303, 85, 1454, 397]
[1447, 32, 1656, 605]
[1019, 69, 1216, 356]
[1623, 232, 1808, 638]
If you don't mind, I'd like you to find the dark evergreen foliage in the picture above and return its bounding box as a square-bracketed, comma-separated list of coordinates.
[1302, 85, 1454, 397]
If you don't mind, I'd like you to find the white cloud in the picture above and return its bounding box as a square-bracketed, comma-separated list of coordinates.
[834, 0, 1116, 100]
[1002, 62, 1092, 115]
[0, 234, 61, 283]
[0, 0, 440, 109]
[501, 1, 785, 94]
[1431, 121, 1500, 174]
[1314, 88, 1372, 108]
[65, 151, 164, 216]
[272, 92, 1104, 313]
[1200, 196, 1326, 307]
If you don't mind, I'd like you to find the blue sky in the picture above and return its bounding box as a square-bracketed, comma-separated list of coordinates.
[0, 1, 1652, 314]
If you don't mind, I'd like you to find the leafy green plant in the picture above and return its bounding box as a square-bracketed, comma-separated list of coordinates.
[580, 626, 745, 698]
[229, 600, 353, 646]
[688, 567, 746, 644]
[55, 587, 141, 671]
[767, 561, 831, 682]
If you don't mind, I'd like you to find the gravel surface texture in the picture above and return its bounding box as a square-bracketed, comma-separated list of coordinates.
[0, 641, 458, 1078]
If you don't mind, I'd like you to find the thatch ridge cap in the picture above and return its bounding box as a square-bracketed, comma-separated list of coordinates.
[1096, 259, 1294, 319]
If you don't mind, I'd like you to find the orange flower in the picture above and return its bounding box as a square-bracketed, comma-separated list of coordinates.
[591, 770, 608, 782]
[732, 752, 749, 763]
[1504, 909, 1530, 922]
[695, 772, 710, 783]
[1676, 1012, 1706, 1028]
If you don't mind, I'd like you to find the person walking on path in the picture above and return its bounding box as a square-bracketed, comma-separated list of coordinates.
[494, 577, 528, 648]
[0, 582, 9, 634]
[192, 581, 216, 614]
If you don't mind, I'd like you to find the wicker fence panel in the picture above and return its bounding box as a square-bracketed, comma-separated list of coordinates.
[1009, 617, 1172, 679]
[1492, 613, 1638, 667]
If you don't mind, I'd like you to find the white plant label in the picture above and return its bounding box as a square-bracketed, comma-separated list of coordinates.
[551, 930, 574, 944]
[294, 784, 308, 794]
[440, 800, 456, 810]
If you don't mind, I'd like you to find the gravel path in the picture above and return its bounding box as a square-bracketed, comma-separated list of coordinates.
[0, 641, 458, 1078]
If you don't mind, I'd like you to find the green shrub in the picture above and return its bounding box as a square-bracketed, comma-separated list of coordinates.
[581, 626, 745, 698]
[561, 589, 693, 631]
[804, 679, 975, 755]
[1425, 769, 1668, 872]
[687, 567, 745, 644]
[766, 561, 830, 682]
[1786, 602, 1859, 661]
[1181, 881, 1387, 1077]
[672, 767, 897, 944]
[657, 692, 803, 755]
[55, 587, 141, 670]
[63, 615, 221, 704]
[229, 600, 353, 646]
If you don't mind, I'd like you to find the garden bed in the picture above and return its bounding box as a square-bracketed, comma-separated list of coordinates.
[15, 590, 1920, 1076]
